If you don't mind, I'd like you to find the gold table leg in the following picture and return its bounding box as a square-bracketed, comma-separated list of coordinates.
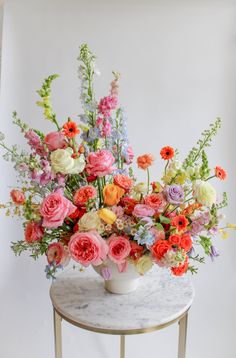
[120, 335, 125, 358]
[53, 309, 62, 358]
[178, 313, 188, 358]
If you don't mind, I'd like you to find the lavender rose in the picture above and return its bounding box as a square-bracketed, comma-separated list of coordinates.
[164, 185, 184, 205]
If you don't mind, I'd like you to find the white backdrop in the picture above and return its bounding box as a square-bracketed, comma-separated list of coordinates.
[0, 0, 236, 357]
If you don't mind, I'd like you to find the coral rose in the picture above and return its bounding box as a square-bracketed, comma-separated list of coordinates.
[47, 242, 70, 266]
[168, 234, 181, 246]
[108, 235, 131, 263]
[144, 193, 167, 212]
[25, 221, 44, 243]
[151, 239, 171, 260]
[45, 131, 67, 151]
[73, 185, 97, 206]
[171, 257, 189, 276]
[180, 233, 192, 252]
[137, 153, 155, 170]
[103, 184, 125, 206]
[114, 174, 133, 192]
[86, 150, 116, 177]
[120, 197, 138, 215]
[10, 189, 25, 205]
[68, 231, 108, 266]
[40, 189, 76, 228]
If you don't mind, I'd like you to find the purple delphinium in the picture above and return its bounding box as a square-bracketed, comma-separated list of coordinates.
[164, 184, 184, 205]
[210, 245, 220, 261]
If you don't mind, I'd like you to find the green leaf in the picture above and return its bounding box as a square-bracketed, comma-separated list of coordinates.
[198, 235, 212, 255]
[155, 223, 164, 231]
[159, 215, 171, 224]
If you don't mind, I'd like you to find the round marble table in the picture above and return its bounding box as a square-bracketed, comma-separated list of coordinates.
[50, 266, 194, 358]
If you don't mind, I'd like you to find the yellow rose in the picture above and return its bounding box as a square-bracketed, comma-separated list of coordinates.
[135, 255, 153, 275]
[98, 208, 117, 225]
[78, 211, 103, 233]
[51, 148, 85, 174]
[193, 180, 216, 207]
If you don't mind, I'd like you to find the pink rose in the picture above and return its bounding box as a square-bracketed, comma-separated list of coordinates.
[47, 242, 70, 266]
[86, 150, 116, 177]
[68, 231, 108, 266]
[108, 235, 131, 263]
[45, 131, 67, 151]
[25, 221, 44, 243]
[144, 193, 167, 212]
[10, 189, 25, 205]
[132, 204, 155, 217]
[40, 189, 76, 228]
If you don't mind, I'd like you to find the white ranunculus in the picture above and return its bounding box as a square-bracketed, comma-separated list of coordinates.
[78, 212, 103, 233]
[193, 180, 217, 207]
[51, 148, 85, 174]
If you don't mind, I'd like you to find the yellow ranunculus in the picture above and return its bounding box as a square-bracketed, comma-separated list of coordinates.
[98, 208, 117, 225]
[135, 255, 153, 275]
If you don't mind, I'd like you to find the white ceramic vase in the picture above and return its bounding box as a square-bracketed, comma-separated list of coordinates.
[93, 259, 141, 294]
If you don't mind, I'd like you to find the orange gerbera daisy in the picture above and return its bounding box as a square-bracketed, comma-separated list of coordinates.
[63, 121, 80, 138]
[160, 146, 175, 160]
[171, 215, 189, 231]
[215, 166, 227, 181]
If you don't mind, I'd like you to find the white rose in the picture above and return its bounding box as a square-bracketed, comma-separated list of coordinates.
[193, 180, 217, 207]
[78, 212, 103, 233]
[135, 255, 153, 275]
[51, 148, 85, 174]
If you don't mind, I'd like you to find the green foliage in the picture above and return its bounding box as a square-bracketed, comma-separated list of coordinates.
[189, 254, 205, 264]
[12, 111, 29, 132]
[198, 235, 212, 255]
[159, 215, 171, 224]
[216, 192, 228, 209]
[183, 118, 221, 169]
[199, 150, 210, 180]
[36, 74, 60, 130]
[188, 265, 198, 274]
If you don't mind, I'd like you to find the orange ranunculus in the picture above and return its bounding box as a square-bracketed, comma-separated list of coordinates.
[160, 146, 175, 160]
[103, 184, 125, 206]
[137, 154, 155, 170]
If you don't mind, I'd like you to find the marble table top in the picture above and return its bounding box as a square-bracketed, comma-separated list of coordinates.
[50, 266, 194, 334]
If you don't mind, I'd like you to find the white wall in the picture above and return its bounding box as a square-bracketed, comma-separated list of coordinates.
[0, 0, 236, 357]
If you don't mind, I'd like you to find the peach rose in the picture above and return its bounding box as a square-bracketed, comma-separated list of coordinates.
[103, 184, 125, 206]
[10, 189, 25, 205]
[144, 193, 167, 212]
[68, 231, 108, 266]
[73, 185, 97, 206]
[86, 149, 116, 177]
[114, 174, 133, 192]
[137, 154, 155, 170]
[40, 189, 76, 228]
[47, 242, 70, 266]
[45, 131, 67, 151]
[108, 235, 131, 263]
[25, 221, 44, 243]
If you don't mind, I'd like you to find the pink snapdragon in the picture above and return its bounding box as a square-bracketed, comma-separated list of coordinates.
[98, 96, 118, 117]
[101, 120, 111, 137]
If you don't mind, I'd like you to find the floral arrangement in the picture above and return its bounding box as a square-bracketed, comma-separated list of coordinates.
[0, 44, 235, 280]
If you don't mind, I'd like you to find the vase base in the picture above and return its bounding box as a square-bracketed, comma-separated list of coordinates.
[104, 278, 140, 294]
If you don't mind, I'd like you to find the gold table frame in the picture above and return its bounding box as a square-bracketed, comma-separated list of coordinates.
[51, 299, 189, 358]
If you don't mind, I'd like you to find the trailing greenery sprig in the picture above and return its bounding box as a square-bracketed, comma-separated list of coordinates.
[183, 118, 221, 169]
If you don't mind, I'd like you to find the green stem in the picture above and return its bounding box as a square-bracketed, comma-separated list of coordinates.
[147, 168, 150, 194]
[97, 178, 103, 207]
[164, 160, 169, 175]
[205, 175, 216, 181]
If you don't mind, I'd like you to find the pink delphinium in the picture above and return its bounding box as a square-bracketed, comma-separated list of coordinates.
[98, 96, 118, 117]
